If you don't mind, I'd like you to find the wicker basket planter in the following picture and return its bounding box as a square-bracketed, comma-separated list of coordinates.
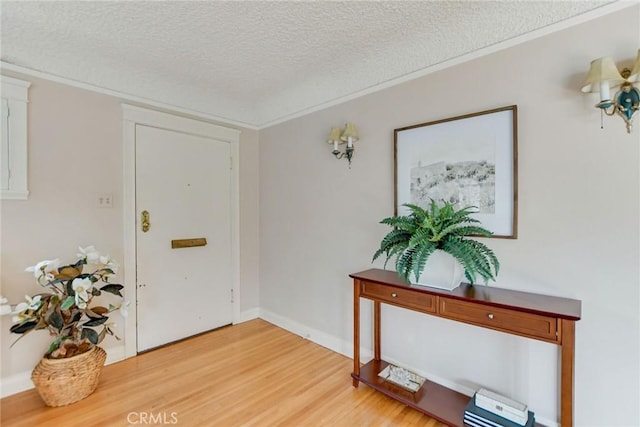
[31, 346, 107, 407]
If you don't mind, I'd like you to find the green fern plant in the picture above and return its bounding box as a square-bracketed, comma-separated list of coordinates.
[372, 200, 499, 284]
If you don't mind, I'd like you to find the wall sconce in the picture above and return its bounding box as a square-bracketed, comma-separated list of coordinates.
[581, 49, 640, 133]
[327, 123, 359, 167]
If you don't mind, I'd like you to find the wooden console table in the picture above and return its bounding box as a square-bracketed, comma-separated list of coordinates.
[350, 269, 581, 427]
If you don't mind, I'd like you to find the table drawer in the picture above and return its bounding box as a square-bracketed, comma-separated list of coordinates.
[439, 297, 558, 342]
[361, 282, 436, 314]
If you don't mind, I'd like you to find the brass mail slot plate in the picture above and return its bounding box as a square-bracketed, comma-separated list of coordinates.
[171, 238, 207, 249]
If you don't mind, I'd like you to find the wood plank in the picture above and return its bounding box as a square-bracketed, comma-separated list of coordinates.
[1, 319, 445, 427]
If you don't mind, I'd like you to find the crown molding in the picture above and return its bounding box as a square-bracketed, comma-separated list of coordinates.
[256, 0, 636, 129]
[0, 62, 259, 131]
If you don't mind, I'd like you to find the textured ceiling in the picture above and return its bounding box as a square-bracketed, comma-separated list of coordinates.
[0, 1, 617, 128]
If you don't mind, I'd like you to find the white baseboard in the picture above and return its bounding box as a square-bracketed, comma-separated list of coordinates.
[237, 307, 260, 324]
[0, 344, 126, 398]
[259, 308, 374, 363]
[105, 344, 126, 365]
[0, 371, 32, 398]
[534, 415, 557, 427]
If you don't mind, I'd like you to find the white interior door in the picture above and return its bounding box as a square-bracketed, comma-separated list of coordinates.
[135, 124, 232, 352]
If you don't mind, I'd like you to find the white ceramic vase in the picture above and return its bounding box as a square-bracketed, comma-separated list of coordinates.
[411, 249, 465, 291]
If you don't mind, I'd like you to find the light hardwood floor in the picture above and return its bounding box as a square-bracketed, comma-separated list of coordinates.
[1, 319, 444, 426]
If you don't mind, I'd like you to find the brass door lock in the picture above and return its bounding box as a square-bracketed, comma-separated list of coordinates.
[141, 210, 150, 232]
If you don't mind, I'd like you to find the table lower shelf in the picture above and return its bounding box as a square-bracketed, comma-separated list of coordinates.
[353, 359, 468, 427]
[352, 359, 544, 427]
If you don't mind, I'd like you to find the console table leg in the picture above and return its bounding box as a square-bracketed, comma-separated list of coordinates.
[561, 319, 575, 427]
[353, 280, 361, 387]
[374, 301, 381, 361]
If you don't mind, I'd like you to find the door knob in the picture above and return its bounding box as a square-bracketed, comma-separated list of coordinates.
[141, 210, 150, 232]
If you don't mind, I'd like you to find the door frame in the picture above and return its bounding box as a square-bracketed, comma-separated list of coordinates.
[122, 104, 241, 358]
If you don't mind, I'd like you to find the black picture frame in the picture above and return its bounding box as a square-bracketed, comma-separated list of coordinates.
[394, 105, 518, 239]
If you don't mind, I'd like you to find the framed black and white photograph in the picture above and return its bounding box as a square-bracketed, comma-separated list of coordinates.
[394, 105, 518, 238]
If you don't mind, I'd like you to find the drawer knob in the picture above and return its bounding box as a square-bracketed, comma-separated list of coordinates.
[487, 313, 494, 319]
[391, 293, 398, 298]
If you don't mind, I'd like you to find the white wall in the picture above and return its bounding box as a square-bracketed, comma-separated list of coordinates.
[0, 74, 261, 394]
[0, 75, 126, 391]
[259, 6, 639, 427]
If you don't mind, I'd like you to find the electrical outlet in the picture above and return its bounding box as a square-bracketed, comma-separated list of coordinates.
[97, 193, 113, 208]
